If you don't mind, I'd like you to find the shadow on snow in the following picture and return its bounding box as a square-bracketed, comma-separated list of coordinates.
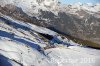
[0, 54, 12, 66]
[0, 30, 41, 51]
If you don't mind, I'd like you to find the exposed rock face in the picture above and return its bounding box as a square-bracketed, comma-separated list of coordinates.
[0, 1, 100, 48]
[38, 10, 100, 48]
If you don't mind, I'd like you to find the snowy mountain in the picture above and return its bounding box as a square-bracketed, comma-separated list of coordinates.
[0, 0, 100, 16]
[0, 0, 60, 16]
[0, 12, 100, 66]
[0, 0, 100, 48]
[0, 0, 100, 66]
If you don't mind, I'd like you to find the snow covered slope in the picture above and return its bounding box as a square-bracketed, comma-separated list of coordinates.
[0, 0, 100, 66]
[0, 13, 100, 66]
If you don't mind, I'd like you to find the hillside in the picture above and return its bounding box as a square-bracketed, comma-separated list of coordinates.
[0, 0, 100, 66]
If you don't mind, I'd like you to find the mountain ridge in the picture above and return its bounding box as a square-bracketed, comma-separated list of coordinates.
[0, 0, 100, 48]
